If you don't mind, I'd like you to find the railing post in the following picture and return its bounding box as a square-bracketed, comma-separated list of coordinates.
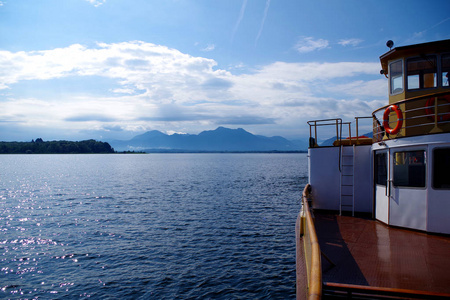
[348, 123, 352, 143]
[314, 121, 317, 146]
[435, 96, 438, 127]
[335, 119, 339, 141]
[356, 118, 359, 144]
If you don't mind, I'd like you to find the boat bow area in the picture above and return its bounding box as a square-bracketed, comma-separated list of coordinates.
[315, 211, 450, 297]
[298, 40, 450, 299]
[297, 185, 450, 299]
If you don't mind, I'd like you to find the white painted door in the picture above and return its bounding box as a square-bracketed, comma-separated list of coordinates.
[389, 147, 427, 231]
[426, 145, 450, 234]
[374, 150, 389, 224]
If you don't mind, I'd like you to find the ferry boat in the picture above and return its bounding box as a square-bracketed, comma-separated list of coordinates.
[296, 39, 450, 299]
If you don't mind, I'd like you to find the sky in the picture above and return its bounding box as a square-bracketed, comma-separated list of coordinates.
[1, 0, 449, 141]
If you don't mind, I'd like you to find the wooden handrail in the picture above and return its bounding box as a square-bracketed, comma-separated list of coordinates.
[324, 282, 450, 299]
[301, 184, 322, 300]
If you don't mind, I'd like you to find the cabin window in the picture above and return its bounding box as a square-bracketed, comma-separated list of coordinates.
[393, 150, 426, 188]
[433, 148, 450, 189]
[389, 60, 403, 95]
[442, 54, 450, 87]
[407, 55, 437, 90]
[375, 152, 387, 186]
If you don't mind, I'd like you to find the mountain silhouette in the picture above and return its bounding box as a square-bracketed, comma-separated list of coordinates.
[110, 127, 302, 152]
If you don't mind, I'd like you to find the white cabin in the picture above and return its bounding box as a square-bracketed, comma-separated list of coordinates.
[308, 40, 450, 234]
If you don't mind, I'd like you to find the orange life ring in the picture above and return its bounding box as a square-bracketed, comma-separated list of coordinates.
[425, 96, 450, 122]
[383, 105, 403, 135]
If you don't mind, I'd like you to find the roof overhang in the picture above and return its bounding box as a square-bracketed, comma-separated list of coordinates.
[379, 39, 450, 73]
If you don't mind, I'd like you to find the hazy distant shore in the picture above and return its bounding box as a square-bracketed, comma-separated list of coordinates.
[0, 139, 114, 154]
[142, 149, 307, 153]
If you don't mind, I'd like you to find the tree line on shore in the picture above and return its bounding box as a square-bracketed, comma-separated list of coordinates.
[0, 138, 115, 154]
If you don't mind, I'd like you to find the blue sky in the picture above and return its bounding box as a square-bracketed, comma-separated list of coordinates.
[1, 0, 449, 141]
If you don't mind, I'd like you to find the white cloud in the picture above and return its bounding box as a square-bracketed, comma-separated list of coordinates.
[85, 0, 106, 7]
[0, 41, 221, 98]
[112, 88, 136, 94]
[234, 61, 382, 107]
[166, 130, 187, 135]
[0, 41, 385, 139]
[325, 79, 385, 97]
[256, 61, 380, 81]
[338, 38, 363, 47]
[201, 44, 215, 52]
[295, 37, 329, 53]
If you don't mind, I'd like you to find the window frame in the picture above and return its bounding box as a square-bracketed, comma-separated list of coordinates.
[432, 147, 450, 190]
[374, 152, 388, 186]
[392, 149, 427, 189]
[406, 55, 438, 91]
[441, 53, 450, 88]
[389, 59, 404, 95]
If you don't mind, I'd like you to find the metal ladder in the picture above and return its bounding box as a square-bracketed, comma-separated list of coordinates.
[339, 145, 355, 216]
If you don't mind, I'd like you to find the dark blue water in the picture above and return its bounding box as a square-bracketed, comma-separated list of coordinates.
[0, 153, 307, 299]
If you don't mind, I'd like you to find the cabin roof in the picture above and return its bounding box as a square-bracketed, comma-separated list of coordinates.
[379, 39, 450, 73]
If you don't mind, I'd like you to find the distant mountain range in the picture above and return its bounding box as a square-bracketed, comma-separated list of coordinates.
[110, 127, 308, 152]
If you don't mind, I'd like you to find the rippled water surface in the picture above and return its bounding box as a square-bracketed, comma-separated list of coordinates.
[0, 153, 308, 299]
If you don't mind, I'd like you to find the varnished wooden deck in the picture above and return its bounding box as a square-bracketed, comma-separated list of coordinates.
[314, 211, 450, 295]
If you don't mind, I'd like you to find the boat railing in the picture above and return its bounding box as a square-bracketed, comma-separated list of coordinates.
[307, 117, 373, 148]
[297, 184, 322, 300]
[372, 91, 450, 141]
[323, 282, 450, 299]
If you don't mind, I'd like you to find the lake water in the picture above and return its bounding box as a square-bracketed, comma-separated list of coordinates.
[0, 153, 308, 299]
